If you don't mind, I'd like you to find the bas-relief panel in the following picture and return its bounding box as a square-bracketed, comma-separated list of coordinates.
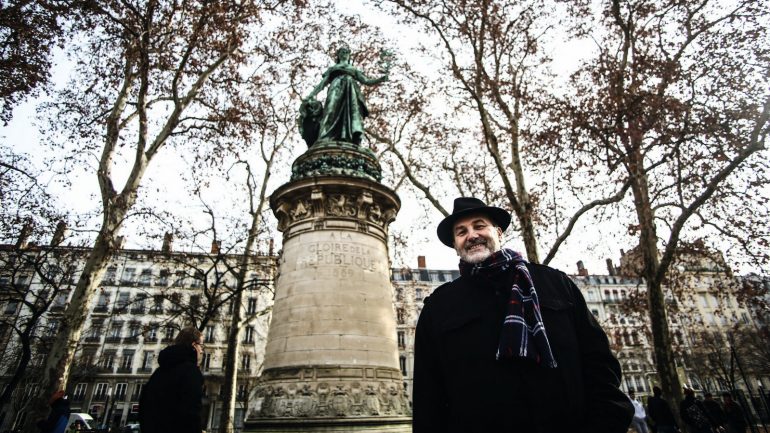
[249, 379, 410, 419]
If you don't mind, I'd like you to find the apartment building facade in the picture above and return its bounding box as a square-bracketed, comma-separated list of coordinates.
[0, 241, 275, 432]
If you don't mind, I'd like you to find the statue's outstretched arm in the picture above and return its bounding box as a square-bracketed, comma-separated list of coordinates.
[355, 69, 388, 86]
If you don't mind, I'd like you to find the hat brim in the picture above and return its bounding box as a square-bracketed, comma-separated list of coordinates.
[437, 206, 511, 247]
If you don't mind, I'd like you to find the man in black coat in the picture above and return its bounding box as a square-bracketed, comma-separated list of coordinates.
[647, 386, 678, 433]
[412, 197, 634, 433]
[139, 327, 204, 433]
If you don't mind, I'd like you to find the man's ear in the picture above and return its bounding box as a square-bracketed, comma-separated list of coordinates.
[497, 226, 503, 240]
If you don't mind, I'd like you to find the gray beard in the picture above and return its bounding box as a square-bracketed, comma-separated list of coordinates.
[457, 243, 494, 264]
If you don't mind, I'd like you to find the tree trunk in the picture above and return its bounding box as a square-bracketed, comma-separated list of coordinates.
[628, 149, 684, 426]
[25, 221, 123, 431]
[219, 158, 273, 432]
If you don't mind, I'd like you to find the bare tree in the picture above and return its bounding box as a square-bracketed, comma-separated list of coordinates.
[373, 0, 632, 264]
[560, 0, 770, 417]
[29, 0, 303, 426]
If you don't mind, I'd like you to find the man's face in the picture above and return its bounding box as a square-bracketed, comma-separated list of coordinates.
[193, 337, 204, 365]
[453, 213, 503, 264]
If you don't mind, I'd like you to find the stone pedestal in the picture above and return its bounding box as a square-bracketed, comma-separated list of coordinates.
[245, 142, 410, 432]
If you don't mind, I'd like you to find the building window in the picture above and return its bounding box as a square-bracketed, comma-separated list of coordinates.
[152, 295, 164, 313]
[138, 269, 152, 286]
[86, 321, 103, 341]
[141, 351, 155, 370]
[169, 293, 181, 312]
[237, 384, 247, 400]
[94, 383, 109, 401]
[95, 292, 110, 311]
[247, 298, 257, 314]
[163, 325, 175, 342]
[109, 322, 123, 339]
[114, 383, 128, 401]
[189, 295, 200, 310]
[205, 326, 215, 343]
[131, 383, 143, 401]
[243, 326, 254, 344]
[147, 323, 158, 341]
[240, 354, 251, 371]
[173, 271, 186, 287]
[128, 322, 141, 339]
[103, 267, 117, 284]
[397, 331, 405, 348]
[158, 269, 169, 286]
[203, 353, 211, 372]
[399, 356, 407, 376]
[100, 351, 116, 370]
[81, 349, 97, 367]
[47, 319, 60, 336]
[3, 300, 19, 315]
[121, 268, 136, 285]
[396, 308, 405, 324]
[120, 351, 134, 371]
[116, 292, 130, 312]
[52, 290, 69, 309]
[131, 294, 146, 313]
[72, 383, 87, 402]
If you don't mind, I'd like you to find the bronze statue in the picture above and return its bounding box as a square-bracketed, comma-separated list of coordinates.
[299, 45, 390, 146]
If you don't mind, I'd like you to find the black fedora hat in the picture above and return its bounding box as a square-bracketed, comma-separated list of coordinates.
[437, 197, 511, 247]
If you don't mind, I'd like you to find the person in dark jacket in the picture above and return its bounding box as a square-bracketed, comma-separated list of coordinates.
[412, 197, 634, 433]
[722, 392, 748, 433]
[139, 327, 204, 433]
[680, 388, 717, 433]
[703, 392, 727, 430]
[37, 390, 70, 433]
[647, 386, 678, 433]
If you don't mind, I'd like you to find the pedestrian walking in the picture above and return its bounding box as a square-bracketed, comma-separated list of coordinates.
[139, 326, 204, 433]
[722, 392, 748, 433]
[36, 390, 70, 433]
[630, 390, 650, 433]
[680, 388, 718, 433]
[647, 386, 678, 433]
[703, 392, 727, 431]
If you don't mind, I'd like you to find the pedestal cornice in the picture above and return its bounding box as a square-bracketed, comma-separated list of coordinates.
[270, 176, 400, 243]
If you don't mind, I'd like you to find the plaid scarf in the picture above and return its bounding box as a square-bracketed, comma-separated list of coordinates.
[459, 248, 558, 368]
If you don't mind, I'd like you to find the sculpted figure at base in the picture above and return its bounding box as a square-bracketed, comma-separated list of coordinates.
[299, 45, 389, 146]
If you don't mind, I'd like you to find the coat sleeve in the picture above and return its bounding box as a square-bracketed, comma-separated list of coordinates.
[564, 275, 634, 433]
[412, 297, 449, 433]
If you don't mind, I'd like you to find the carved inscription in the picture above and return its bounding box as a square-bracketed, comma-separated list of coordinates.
[297, 241, 378, 273]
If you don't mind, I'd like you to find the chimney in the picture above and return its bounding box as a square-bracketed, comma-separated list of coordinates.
[162, 232, 173, 254]
[417, 255, 426, 269]
[16, 221, 33, 249]
[606, 258, 616, 276]
[114, 236, 125, 250]
[211, 240, 220, 254]
[269, 238, 274, 256]
[576, 260, 588, 277]
[51, 221, 67, 246]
